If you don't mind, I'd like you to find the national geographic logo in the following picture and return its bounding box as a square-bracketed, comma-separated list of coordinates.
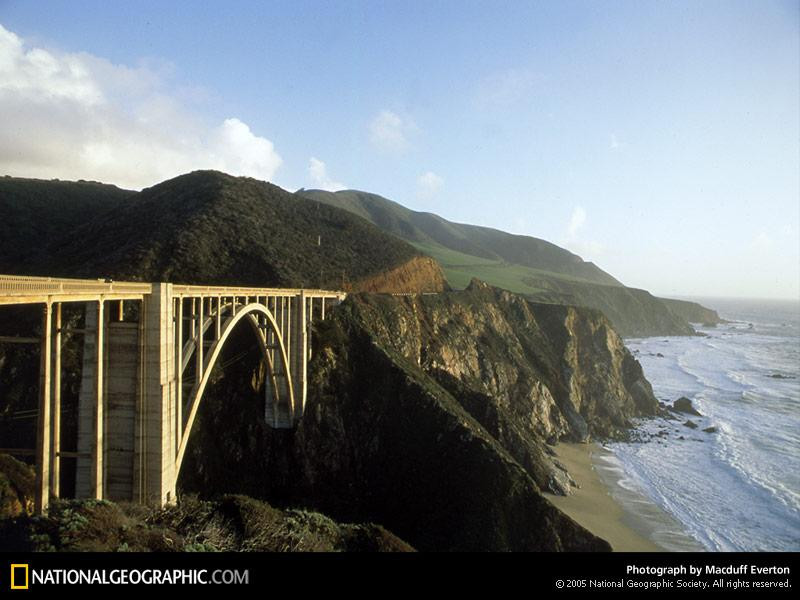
[10, 564, 29, 590]
[5, 564, 248, 587]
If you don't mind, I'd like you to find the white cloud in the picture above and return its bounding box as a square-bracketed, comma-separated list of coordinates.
[0, 23, 282, 189]
[308, 157, 346, 192]
[369, 109, 418, 153]
[567, 206, 587, 237]
[610, 133, 622, 150]
[417, 171, 444, 200]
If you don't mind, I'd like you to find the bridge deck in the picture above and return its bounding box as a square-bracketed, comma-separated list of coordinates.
[0, 274, 345, 305]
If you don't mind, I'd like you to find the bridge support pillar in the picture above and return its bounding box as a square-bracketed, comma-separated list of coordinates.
[135, 283, 177, 506]
[290, 291, 307, 420]
[34, 302, 52, 514]
[75, 300, 107, 500]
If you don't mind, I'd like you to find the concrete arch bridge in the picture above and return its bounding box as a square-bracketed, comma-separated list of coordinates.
[0, 275, 345, 513]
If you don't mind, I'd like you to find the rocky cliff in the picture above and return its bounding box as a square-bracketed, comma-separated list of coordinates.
[178, 281, 657, 551]
[518, 276, 697, 337]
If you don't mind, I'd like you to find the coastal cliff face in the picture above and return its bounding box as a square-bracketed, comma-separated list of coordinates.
[344, 280, 657, 441]
[351, 256, 449, 294]
[178, 281, 655, 551]
[291, 278, 657, 518]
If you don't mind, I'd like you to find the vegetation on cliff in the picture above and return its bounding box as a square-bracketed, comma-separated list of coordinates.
[0, 454, 34, 519]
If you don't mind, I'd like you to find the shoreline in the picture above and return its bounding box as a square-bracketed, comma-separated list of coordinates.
[546, 442, 704, 552]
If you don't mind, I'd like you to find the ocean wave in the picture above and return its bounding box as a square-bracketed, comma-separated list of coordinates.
[620, 303, 800, 551]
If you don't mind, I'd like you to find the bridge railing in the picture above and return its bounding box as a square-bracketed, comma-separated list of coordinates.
[0, 274, 152, 295]
[0, 275, 346, 304]
[172, 284, 345, 298]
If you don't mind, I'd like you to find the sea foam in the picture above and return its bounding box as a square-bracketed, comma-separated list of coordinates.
[613, 298, 800, 552]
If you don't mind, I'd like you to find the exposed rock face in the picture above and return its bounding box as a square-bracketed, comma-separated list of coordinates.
[344, 280, 657, 442]
[294, 315, 608, 551]
[352, 256, 449, 294]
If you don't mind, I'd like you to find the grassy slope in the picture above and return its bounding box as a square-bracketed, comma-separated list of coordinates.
[412, 240, 600, 293]
[299, 189, 701, 336]
[299, 189, 622, 286]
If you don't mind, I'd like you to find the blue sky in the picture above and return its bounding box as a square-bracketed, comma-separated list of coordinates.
[1, 1, 798, 299]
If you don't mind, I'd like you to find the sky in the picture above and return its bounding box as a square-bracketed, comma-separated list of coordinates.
[0, 0, 798, 299]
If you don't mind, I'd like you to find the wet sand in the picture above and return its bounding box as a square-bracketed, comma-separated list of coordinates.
[546, 442, 697, 552]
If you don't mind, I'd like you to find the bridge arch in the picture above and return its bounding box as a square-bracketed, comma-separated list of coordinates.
[174, 302, 294, 477]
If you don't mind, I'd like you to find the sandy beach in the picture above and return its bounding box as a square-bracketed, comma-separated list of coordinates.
[546, 442, 690, 552]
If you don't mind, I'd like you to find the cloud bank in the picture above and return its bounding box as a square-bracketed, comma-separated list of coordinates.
[0, 23, 282, 190]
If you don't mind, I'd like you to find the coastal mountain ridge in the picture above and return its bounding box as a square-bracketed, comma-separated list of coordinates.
[299, 188, 722, 336]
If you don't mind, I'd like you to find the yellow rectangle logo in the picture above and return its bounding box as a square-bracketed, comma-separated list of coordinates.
[10, 564, 29, 590]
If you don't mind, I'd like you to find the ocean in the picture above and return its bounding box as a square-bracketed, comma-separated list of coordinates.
[607, 297, 800, 552]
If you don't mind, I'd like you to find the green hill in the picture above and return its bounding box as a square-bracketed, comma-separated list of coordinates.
[298, 188, 716, 336]
[1, 171, 446, 291]
[299, 189, 622, 286]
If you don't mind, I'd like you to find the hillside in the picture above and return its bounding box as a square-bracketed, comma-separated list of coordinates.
[0, 176, 135, 267]
[298, 188, 720, 336]
[1, 172, 447, 292]
[299, 188, 622, 286]
[661, 297, 725, 326]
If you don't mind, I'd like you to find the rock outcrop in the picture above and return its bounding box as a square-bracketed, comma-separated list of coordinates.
[672, 396, 702, 416]
[352, 256, 449, 294]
